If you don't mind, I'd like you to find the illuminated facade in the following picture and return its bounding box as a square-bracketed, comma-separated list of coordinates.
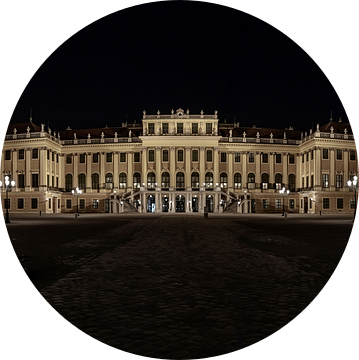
[1, 108, 358, 214]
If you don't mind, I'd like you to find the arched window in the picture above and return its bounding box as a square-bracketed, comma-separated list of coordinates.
[119, 173, 127, 189]
[288, 174, 296, 191]
[261, 173, 269, 189]
[247, 173, 255, 189]
[275, 173, 283, 190]
[234, 173, 242, 189]
[105, 173, 113, 189]
[147, 172, 156, 188]
[65, 174, 73, 192]
[91, 173, 99, 189]
[133, 172, 141, 188]
[161, 172, 169, 188]
[205, 172, 213, 188]
[220, 172, 228, 189]
[176, 172, 185, 188]
[191, 172, 199, 188]
[78, 173, 86, 190]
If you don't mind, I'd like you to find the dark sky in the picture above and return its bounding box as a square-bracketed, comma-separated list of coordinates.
[9, 1, 347, 131]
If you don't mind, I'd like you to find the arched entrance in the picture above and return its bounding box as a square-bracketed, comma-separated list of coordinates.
[176, 195, 185, 212]
[206, 195, 213, 213]
[147, 195, 155, 213]
[162, 196, 169, 212]
[192, 197, 199, 212]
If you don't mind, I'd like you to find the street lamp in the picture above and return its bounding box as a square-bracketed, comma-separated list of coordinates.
[0, 176, 16, 224]
[347, 175, 358, 221]
[71, 187, 82, 219]
[279, 187, 290, 216]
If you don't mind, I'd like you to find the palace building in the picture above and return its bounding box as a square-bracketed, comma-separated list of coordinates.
[1, 108, 358, 215]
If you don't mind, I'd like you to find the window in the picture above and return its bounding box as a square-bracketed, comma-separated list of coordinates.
[311, 150, 314, 160]
[133, 172, 141, 188]
[161, 172, 170, 188]
[336, 174, 343, 188]
[18, 149, 25, 160]
[31, 198, 38, 210]
[119, 173, 127, 189]
[134, 152, 140, 162]
[247, 173, 255, 189]
[177, 149, 184, 162]
[235, 152, 241, 162]
[234, 173, 242, 189]
[289, 154, 295, 164]
[306, 152, 309, 162]
[91, 173, 99, 189]
[52, 152, 55, 162]
[191, 172, 199, 188]
[323, 148, 329, 160]
[92, 199, 99, 210]
[323, 198, 330, 209]
[4, 198, 10, 210]
[66, 155, 72, 164]
[56, 154, 59, 163]
[66, 199, 72, 209]
[276, 153, 282, 163]
[18, 174, 25, 188]
[220, 173, 228, 189]
[288, 174, 296, 191]
[176, 172, 185, 188]
[337, 198, 344, 209]
[148, 123, 155, 135]
[177, 123, 183, 134]
[48, 198, 52, 209]
[322, 174, 329, 188]
[65, 174, 73, 191]
[261, 173, 269, 189]
[17, 198, 24, 210]
[92, 153, 99, 163]
[78, 174, 86, 189]
[147, 172, 156, 188]
[221, 152, 227, 162]
[350, 150, 356, 161]
[205, 172, 213, 188]
[79, 199, 86, 210]
[79, 154, 86, 163]
[248, 153, 255, 163]
[148, 150, 155, 162]
[275, 173, 283, 189]
[306, 176, 309, 188]
[302, 154, 305, 163]
[105, 173, 113, 189]
[350, 198, 356, 209]
[192, 150, 198, 162]
[311, 175, 314, 188]
[162, 123, 169, 134]
[275, 199, 282, 209]
[162, 149, 169, 162]
[336, 149, 343, 160]
[289, 199, 295, 210]
[32, 173, 39, 188]
[5, 150, 11, 160]
[32, 148, 38, 159]
[262, 199, 269, 210]
[120, 153, 126, 162]
[206, 123, 212, 134]
[192, 123, 198, 134]
[262, 153, 268, 163]
[106, 153, 113, 162]
[206, 150, 213, 162]
[47, 150, 50, 160]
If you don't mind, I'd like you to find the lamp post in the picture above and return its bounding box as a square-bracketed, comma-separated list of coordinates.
[71, 187, 82, 219]
[279, 187, 290, 216]
[0, 176, 16, 224]
[347, 175, 358, 221]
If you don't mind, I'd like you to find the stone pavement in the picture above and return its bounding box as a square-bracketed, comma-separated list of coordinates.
[6, 213, 353, 359]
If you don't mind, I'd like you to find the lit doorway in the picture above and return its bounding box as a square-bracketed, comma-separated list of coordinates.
[176, 195, 185, 212]
[162, 196, 169, 212]
[192, 197, 199, 212]
[206, 195, 213, 213]
[147, 195, 155, 213]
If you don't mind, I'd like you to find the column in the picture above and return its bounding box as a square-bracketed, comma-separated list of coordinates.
[255, 152, 261, 187]
[242, 152, 247, 189]
[185, 147, 191, 188]
[73, 153, 78, 188]
[49, 150, 53, 187]
[329, 148, 335, 189]
[39, 147, 47, 188]
[307, 152, 311, 188]
[12, 149, 18, 184]
[343, 149, 349, 186]
[100, 152, 105, 188]
[59, 154, 65, 189]
[142, 147, 147, 187]
[213, 147, 219, 186]
[314, 148, 321, 190]
[114, 152, 119, 189]
[86, 153, 92, 190]
[127, 152, 133, 189]
[269, 152, 274, 186]
[156, 147, 161, 186]
[283, 153, 288, 187]
[0, 151, 4, 177]
[25, 149, 31, 190]
[296, 153, 301, 190]
[228, 152, 234, 189]
[170, 146, 175, 188]
[199, 147, 205, 186]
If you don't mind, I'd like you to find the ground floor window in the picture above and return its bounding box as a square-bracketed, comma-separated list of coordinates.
[31, 198, 38, 210]
[289, 199, 295, 210]
[262, 199, 269, 210]
[92, 199, 99, 209]
[350, 198, 356, 209]
[322, 198, 330, 209]
[4, 198, 10, 210]
[337, 198, 344, 209]
[66, 199, 72, 209]
[275, 199, 282, 209]
[79, 199, 86, 210]
[17, 198, 24, 210]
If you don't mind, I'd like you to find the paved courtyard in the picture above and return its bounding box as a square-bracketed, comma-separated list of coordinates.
[5, 212, 354, 359]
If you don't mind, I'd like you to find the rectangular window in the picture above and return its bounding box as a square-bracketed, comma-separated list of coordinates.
[306, 176, 309, 188]
[206, 123, 212, 134]
[302, 154, 305, 163]
[262, 199, 269, 210]
[92, 153, 99, 163]
[311, 174, 314, 188]
[306, 152, 309, 162]
[207, 150, 213, 162]
[234, 152, 241, 163]
[192, 123, 198, 134]
[221, 152, 227, 162]
[177, 123, 183, 134]
[311, 150, 314, 160]
[48, 199, 52, 209]
[66, 199, 72, 209]
[162, 123, 169, 134]
[177, 149, 184, 162]
[106, 153, 113, 162]
[337, 198, 344, 209]
[322, 174, 329, 188]
[148, 123, 155, 135]
[32, 148, 38, 159]
[17, 198, 24, 210]
[323, 148, 329, 159]
[336, 174, 343, 188]
[289, 154, 295, 164]
[47, 150, 50, 160]
[275, 199, 282, 209]
[120, 153, 126, 162]
[32, 173, 39, 188]
[4, 198, 10, 210]
[192, 150, 198, 162]
[289, 199, 295, 210]
[134, 152, 140, 162]
[92, 199, 99, 210]
[18, 149, 25, 160]
[350, 198, 356, 209]
[162, 150, 169, 162]
[350, 150, 356, 161]
[5, 150, 11, 160]
[52, 152, 55, 162]
[79, 153, 86, 163]
[323, 198, 330, 209]
[79, 199, 86, 210]
[276, 153, 282, 164]
[66, 155, 72, 164]
[31, 198, 38, 210]
[56, 154, 59, 163]
[262, 153, 268, 163]
[248, 153, 255, 163]
[148, 150, 155, 162]
[18, 174, 25, 188]
[336, 149, 343, 160]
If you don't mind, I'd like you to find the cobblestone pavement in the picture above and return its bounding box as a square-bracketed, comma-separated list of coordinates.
[7, 213, 353, 359]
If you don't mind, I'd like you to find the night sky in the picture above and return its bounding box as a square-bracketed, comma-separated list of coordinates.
[9, 1, 348, 132]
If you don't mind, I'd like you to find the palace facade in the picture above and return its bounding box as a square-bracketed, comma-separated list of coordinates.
[1, 108, 358, 215]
